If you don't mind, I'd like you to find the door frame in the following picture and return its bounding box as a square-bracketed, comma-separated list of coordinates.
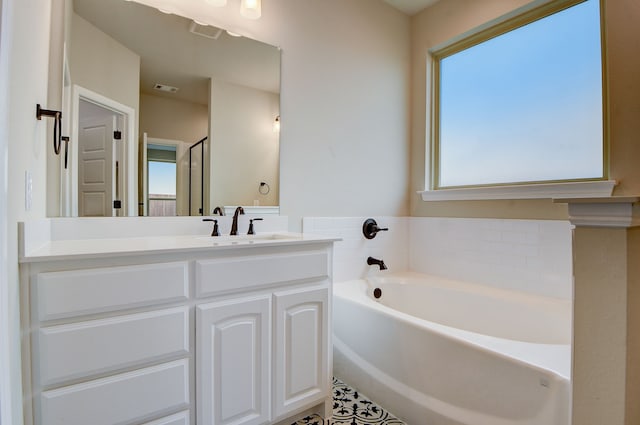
[59, 44, 72, 216]
[71, 85, 136, 216]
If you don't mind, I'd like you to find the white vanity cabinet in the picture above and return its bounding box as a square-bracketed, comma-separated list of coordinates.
[194, 250, 331, 425]
[20, 239, 334, 425]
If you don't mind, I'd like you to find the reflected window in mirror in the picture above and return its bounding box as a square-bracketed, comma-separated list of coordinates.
[148, 145, 177, 217]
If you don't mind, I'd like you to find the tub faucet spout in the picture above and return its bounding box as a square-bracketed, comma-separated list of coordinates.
[367, 256, 387, 270]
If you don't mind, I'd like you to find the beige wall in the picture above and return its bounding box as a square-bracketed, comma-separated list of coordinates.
[604, 0, 640, 197]
[410, 0, 640, 219]
[209, 79, 279, 208]
[573, 226, 627, 424]
[139, 93, 208, 144]
[626, 226, 640, 425]
[571, 223, 640, 425]
[69, 12, 140, 112]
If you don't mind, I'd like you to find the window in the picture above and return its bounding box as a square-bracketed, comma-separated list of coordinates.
[430, 0, 605, 193]
[147, 145, 177, 216]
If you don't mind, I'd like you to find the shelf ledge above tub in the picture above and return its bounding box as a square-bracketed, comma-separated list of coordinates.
[553, 196, 640, 228]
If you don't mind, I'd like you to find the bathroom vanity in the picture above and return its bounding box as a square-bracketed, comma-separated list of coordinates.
[19, 221, 337, 425]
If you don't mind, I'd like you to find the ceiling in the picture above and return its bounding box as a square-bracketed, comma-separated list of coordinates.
[383, 0, 441, 15]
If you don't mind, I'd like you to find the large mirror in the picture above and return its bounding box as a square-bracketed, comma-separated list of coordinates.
[56, 0, 280, 217]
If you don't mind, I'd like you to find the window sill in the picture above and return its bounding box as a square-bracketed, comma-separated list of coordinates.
[419, 180, 617, 202]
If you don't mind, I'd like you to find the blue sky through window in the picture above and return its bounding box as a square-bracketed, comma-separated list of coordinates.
[148, 161, 176, 195]
[438, 0, 602, 187]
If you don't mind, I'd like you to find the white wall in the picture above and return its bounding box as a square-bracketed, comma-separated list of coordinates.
[273, 1, 410, 230]
[209, 79, 279, 208]
[2, 0, 52, 423]
[0, 0, 11, 421]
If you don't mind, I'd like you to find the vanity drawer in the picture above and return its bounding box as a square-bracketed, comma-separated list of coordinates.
[39, 359, 189, 425]
[195, 251, 328, 298]
[37, 306, 189, 387]
[35, 262, 189, 321]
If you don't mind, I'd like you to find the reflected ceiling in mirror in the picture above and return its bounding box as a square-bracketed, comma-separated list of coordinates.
[73, 0, 280, 105]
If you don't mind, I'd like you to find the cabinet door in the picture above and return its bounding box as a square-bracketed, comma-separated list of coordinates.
[273, 285, 330, 419]
[196, 296, 271, 425]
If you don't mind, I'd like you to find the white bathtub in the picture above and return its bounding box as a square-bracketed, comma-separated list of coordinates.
[333, 272, 571, 425]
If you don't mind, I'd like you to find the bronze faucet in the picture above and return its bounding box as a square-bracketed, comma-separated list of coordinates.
[230, 206, 245, 235]
[367, 256, 388, 270]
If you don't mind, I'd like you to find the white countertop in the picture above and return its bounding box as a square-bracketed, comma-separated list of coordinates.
[19, 218, 339, 263]
[20, 232, 340, 263]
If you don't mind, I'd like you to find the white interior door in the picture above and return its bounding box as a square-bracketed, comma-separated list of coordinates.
[72, 86, 137, 217]
[78, 114, 115, 217]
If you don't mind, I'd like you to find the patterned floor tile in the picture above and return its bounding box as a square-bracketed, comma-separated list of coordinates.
[292, 377, 405, 425]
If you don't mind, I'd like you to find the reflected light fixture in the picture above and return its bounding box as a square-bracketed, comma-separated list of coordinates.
[240, 0, 262, 19]
[205, 0, 227, 6]
[273, 115, 280, 133]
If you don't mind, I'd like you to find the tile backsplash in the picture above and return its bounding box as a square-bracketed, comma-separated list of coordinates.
[304, 216, 572, 300]
[303, 217, 409, 283]
[409, 218, 573, 300]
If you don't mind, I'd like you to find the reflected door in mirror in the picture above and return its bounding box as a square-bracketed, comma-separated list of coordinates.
[78, 99, 126, 217]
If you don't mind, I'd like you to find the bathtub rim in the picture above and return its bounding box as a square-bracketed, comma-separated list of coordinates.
[334, 276, 571, 380]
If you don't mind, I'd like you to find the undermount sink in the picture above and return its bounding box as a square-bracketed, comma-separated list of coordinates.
[195, 233, 302, 245]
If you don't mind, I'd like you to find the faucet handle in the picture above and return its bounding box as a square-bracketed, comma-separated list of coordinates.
[247, 218, 263, 235]
[363, 218, 389, 239]
[202, 218, 220, 236]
